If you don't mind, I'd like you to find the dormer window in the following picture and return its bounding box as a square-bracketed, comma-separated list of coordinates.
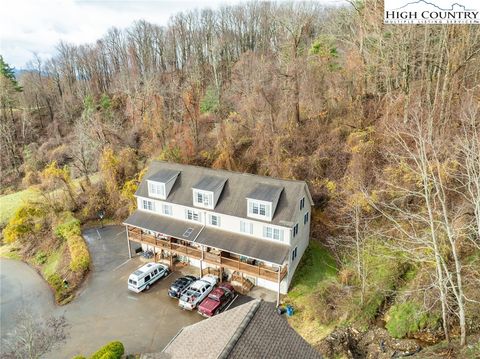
[194, 190, 213, 209]
[146, 169, 180, 200]
[249, 200, 271, 218]
[192, 175, 227, 210]
[246, 183, 283, 222]
[148, 181, 165, 199]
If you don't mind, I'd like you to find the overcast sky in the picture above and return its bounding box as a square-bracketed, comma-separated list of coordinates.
[0, 0, 347, 69]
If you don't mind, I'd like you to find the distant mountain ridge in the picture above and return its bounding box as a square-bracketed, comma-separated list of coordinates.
[394, 0, 475, 11]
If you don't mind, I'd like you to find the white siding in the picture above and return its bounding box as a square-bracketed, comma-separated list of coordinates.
[285, 187, 312, 288]
[136, 195, 291, 245]
[134, 183, 312, 294]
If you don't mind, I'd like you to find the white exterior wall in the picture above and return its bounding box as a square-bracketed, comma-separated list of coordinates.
[257, 277, 289, 294]
[286, 188, 312, 288]
[135, 184, 312, 295]
[136, 196, 291, 246]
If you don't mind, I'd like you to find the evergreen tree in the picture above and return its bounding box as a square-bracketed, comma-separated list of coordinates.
[0, 55, 22, 92]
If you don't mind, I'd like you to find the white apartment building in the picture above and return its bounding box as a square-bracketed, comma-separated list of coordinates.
[123, 161, 313, 300]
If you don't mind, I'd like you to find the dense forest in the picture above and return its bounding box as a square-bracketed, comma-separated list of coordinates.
[1, 0, 479, 357]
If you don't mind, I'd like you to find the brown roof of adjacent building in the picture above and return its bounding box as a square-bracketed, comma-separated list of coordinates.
[156, 299, 322, 359]
[135, 161, 312, 227]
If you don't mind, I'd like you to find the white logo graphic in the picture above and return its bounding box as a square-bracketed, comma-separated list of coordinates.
[384, 0, 479, 24]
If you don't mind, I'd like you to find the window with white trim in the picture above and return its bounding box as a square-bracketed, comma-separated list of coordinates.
[186, 209, 201, 222]
[162, 204, 172, 216]
[148, 181, 166, 199]
[142, 199, 154, 211]
[292, 247, 298, 261]
[209, 214, 220, 227]
[193, 190, 213, 208]
[293, 223, 299, 237]
[263, 226, 284, 241]
[240, 221, 253, 235]
[300, 197, 305, 210]
[247, 200, 271, 219]
[304, 211, 309, 224]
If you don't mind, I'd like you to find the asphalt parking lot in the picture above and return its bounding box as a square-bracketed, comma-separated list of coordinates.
[1, 225, 259, 358]
[58, 225, 206, 358]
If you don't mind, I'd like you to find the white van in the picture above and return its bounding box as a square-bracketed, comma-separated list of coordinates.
[128, 262, 170, 293]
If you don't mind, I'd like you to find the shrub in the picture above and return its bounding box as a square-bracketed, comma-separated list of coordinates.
[22, 170, 40, 187]
[54, 213, 90, 273]
[200, 86, 219, 113]
[386, 302, 439, 338]
[3, 204, 46, 243]
[54, 214, 81, 239]
[99, 352, 117, 359]
[47, 273, 66, 302]
[67, 234, 90, 272]
[71, 356, 86, 359]
[35, 251, 48, 264]
[90, 341, 124, 359]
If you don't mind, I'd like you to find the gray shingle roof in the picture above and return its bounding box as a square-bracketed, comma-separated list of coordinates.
[160, 299, 322, 359]
[146, 169, 180, 183]
[136, 161, 311, 227]
[196, 227, 289, 265]
[123, 211, 203, 240]
[246, 183, 284, 203]
[192, 175, 227, 192]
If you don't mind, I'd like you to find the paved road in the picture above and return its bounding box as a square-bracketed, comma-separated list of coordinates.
[0, 259, 56, 338]
[1, 226, 203, 358]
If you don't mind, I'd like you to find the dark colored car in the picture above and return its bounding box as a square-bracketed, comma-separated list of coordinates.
[168, 275, 197, 298]
[197, 283, 236, 317]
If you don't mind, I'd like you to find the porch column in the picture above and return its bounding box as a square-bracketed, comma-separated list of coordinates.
[277, 265, 281, 307]
[126, 226, 132, 259]
[200, 246, 204, 277]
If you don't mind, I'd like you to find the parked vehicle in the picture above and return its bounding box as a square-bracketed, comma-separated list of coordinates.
[128, 262, 170, 293]
[197, 283, 236, 317]
[178, 275, 218, 310]
[168, 275, 197, 298]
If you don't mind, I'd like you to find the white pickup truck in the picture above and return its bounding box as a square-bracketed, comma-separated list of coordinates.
[178, 275, 218, 310]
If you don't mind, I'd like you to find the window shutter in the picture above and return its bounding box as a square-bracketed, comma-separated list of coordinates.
[240, 221, 245, 232]
[266, 205, 270, 217]
[248, 201, 253, 214]
[279, 230, 284, 241]
[263, 226, 267, 237]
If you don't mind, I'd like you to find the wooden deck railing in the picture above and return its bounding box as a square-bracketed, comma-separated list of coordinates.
[127, 227, 287, 282]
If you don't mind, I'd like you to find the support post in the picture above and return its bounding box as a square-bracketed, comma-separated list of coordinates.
[201, 246, 205, 277]
[126, 226, 132, 259]
[277, 265, 281, 307]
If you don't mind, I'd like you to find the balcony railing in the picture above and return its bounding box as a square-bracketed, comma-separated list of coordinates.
[127, 226, 287, 282]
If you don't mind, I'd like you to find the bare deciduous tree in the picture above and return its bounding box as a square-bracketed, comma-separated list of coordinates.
[2, 310, 68, 359]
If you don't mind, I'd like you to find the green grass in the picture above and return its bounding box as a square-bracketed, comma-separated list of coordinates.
[0, 188, 39, 226]
[0, 243, 21, 259]
[42, 245, 64, 278]
[0, 173, 101, 227]
[288, 241, 338, 299]
[285, 241, 338, 344]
